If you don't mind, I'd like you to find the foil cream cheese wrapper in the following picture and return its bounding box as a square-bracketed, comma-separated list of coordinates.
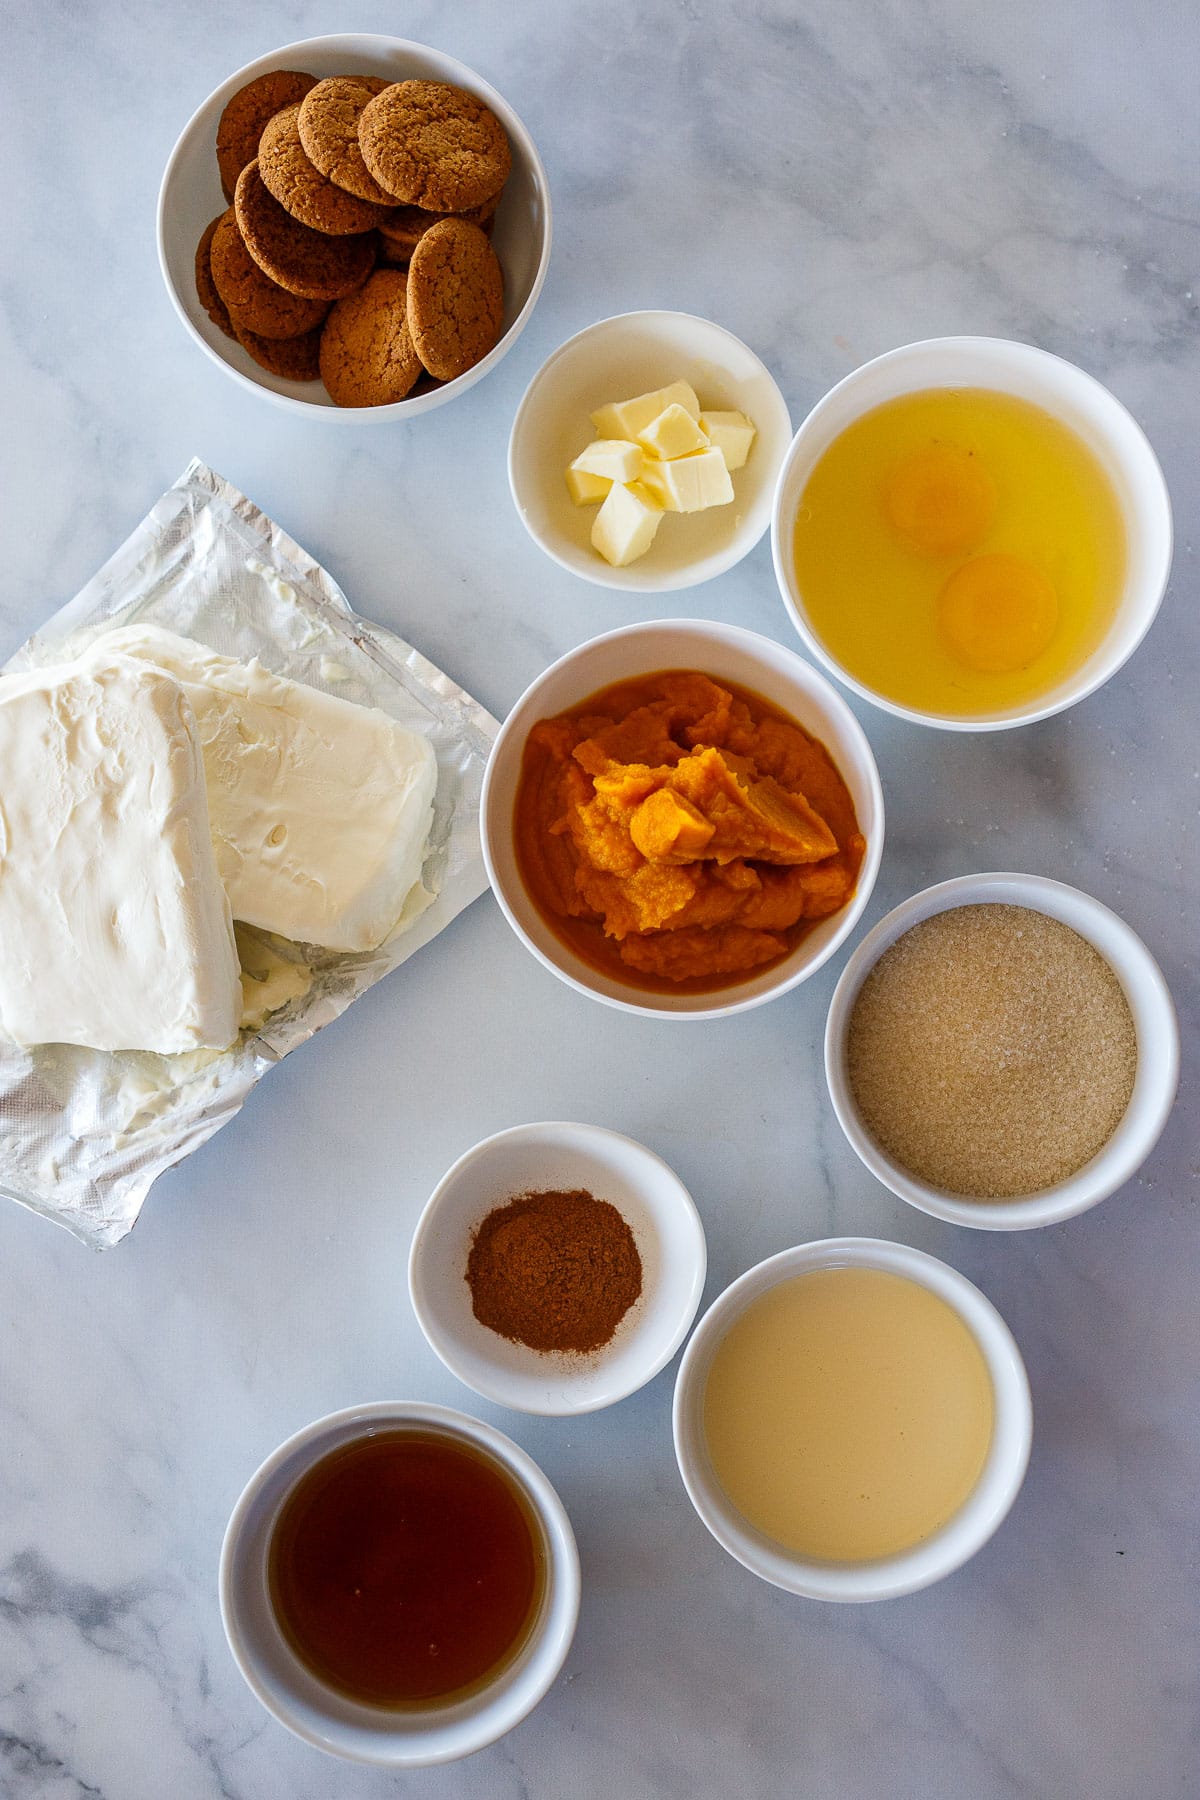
[0, 459, 497, 1247]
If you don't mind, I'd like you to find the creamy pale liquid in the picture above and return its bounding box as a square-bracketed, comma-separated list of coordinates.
[703, 1268, 995, 1561]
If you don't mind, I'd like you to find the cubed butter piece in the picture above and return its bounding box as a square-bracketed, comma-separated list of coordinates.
[639, 447, 735, 513]
[590, 380, 701, 441]
[637, 404, 710, 461]
[591, 480, 664, 567]
[565, 465, 612, 505]
[570, 438, 645, 484]
[700, 409, 757, 471]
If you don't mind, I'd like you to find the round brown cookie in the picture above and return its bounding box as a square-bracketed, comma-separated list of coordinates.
[377, 194, 498, 265]
[377, 206, 435, 264]
[357, 81, 511, 211]
[406, 217, 504, 381]
[235, 161, 377, 300]
[209, 209, 330, 339]
[258, 103, 396, 236]
[195, 215, 236, 338]
[216, 69, 318, 202]
[296, 76, 394, 205]
[234, 321, 323, 381]
[319, 270, 423, 407]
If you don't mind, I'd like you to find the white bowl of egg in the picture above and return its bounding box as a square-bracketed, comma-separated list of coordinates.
[771, 335, 1172, 729]
[509, 310, 793, 590]
[673, 1238, 1032, 1602]
[824, 872, 1180, 1230]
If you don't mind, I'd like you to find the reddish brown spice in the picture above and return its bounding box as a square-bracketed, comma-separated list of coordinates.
[465, 1188, 643, 1354]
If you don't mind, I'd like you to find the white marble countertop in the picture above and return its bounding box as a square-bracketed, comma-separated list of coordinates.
[1, 2, 1196, 1795]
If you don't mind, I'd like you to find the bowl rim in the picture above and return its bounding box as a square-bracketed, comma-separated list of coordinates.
[507, 308, 792, 591]
[407, 1120, 708, 1415]
[218, 1399, 580, 1765]
[672, 1236, 1033, 1602]
[156, 32, 553, 421]
[769, 333, 1173, 730]
[824, 871, 1181, 1229]
[479, 617, 885, 1020]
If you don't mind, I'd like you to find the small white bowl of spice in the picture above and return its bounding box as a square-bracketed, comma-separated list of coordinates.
[408, 1121, 707, 1414]
[825, 872, 1179, 1230]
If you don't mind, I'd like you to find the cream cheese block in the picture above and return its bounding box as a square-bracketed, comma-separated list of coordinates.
[0, 653, 240, 1054]
[90, 625, 438, 953]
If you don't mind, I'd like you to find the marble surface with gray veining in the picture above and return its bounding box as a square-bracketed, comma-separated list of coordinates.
[1, 1, 1197, 1795]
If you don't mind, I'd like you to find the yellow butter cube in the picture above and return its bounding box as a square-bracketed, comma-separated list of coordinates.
[565, 465, 613, 505]
[590, 380, 701, 441]
[637, 404, 710, 461]
[591, 480, 664, 567]
[699, 409, 757, 472]
[639, 447, 734, 513]
[570, 438, 645, 483]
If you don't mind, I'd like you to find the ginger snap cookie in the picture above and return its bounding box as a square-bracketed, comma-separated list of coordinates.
[195, 216, 235, 338]
[235, 161, 376, 301]
[258, 104, 396, 236]
[215, 70, 317, 202]
[297, 77, 394, 205]
[234, 321, 323, 381]
[319, 269, 423, 407]
[358, 81, 512, 212]
[209, 209, 329, 340]
[378, 195, 498, 266]
[406, 217, 504, 381]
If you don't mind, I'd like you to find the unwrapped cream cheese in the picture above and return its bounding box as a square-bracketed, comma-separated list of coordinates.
[0, 654, 240, 1053]
[88, 626, 437, 953]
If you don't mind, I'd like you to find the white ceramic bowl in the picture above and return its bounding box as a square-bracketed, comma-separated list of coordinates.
[825, 872, 1180, 1230]
[409, 1122, 706, 1415]
[771, 335, 1172, 728]
[509, 311, 792, 590]
[219, 1401, 579, 1765]
[481, 619, 884, 1018]
[158, 35, 551, 418]
[673, 1238, 1032, 1602]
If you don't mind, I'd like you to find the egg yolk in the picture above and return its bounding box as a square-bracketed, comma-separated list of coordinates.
[883, 444, 998, 554]
[938, 554, 1059, 674]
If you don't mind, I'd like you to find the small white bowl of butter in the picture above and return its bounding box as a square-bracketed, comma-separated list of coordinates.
[673, 1237, 1032, 1602]
[508, 311, 792, 590]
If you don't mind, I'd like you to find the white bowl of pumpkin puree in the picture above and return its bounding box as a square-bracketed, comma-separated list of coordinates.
[481, 620, 884, 1018]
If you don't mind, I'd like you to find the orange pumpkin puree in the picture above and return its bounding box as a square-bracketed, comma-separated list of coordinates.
[514, 670, 866, 993]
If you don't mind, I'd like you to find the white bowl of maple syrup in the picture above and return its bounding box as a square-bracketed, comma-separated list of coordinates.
[219, 1402, 579, 1764]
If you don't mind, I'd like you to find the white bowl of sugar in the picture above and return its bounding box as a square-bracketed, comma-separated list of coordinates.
[824, 872, 1179, 1230]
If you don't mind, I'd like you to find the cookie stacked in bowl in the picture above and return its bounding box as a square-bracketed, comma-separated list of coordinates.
[193, 69, 510, 407]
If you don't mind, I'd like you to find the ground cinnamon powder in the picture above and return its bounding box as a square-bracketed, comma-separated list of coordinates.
[465, 1188, 643, 1354]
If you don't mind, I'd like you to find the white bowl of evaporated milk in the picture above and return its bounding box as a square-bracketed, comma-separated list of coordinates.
[825, 872, 1180, 1230]
[673, 1239, 1032, 1602]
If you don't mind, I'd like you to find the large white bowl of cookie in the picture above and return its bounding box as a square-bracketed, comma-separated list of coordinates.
[157, 35, 551, 415]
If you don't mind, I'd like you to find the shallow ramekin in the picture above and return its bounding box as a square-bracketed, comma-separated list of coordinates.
[824, 872, 1180, 1229]
[509, 311, 792, 591]
[770, 335, 1172, 729]
[673, 1237, 1032, 1602]
[158, 35, 551, 418]
[409, 1122, 706, 1415]
[219, 1402, 579, 1765]
[480, 619, 884, 1019]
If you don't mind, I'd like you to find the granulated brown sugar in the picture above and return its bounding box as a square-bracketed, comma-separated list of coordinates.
[846, 903, 1137, 1198]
